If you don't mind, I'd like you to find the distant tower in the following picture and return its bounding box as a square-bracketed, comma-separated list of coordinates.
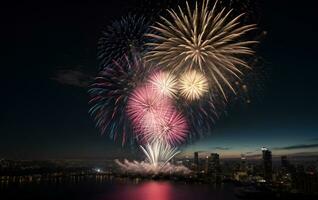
[194, 152, 199, 170]
[281, 156, 289, 169]
[204, 156, 209, 174]
[240, 154, 247, 172]
[209, 153, 220, 173]
[262, 147, 272, 182]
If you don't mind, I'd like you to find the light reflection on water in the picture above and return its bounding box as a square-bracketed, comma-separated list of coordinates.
[101, 181, 238, 200]
[1, 176, 239, 200]
[105, 181, 173, 200]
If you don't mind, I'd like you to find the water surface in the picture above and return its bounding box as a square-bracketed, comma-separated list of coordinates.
[1, 177, 239, 200]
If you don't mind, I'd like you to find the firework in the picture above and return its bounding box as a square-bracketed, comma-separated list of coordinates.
[115, 159, 191, 175]
[126, 84, 169, 130]
[140, 140, 180, 167]
[141, 106, 188, 146]
[179, 96, 221, 140]
[127, 84, 188, 145]
[145, 0, 257, 98]
[148, 70, 178, 98]
[115, 140, 191, 174]
[98, 14, 153, 69]
[179, 70, 209, 101]
[88, 56, 149, 145]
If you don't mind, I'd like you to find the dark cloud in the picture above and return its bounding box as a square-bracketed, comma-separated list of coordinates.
[274, 144, 318, 150]
[284, 151, 318, 160]
[288, 151, 318, 156]
[51, 68, 93, 88]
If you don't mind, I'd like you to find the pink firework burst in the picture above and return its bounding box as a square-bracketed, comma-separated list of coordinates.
[127, 84, 188, 146]
[126, 84, 169, 126]
[141, 108, 188, 146]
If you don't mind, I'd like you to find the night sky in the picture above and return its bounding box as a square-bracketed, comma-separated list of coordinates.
[4, 0, 318, 160]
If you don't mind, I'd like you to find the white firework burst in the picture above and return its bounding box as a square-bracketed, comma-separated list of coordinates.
[140, 140, 180, 167]
[148, 71, 178, 98]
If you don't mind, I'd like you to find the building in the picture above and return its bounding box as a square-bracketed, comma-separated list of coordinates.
[240, 154, 247, 172]
[204, 156, 209, 174]
[262, 147, 272, 182]
[281, 155, 289, 169]
[194, 152, 199, 171]
[209, 153, 220, 174]
[208, 153, 221, 182]
[234, 171, 248, 182]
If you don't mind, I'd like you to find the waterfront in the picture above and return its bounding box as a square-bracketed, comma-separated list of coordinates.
[1, 152, 318, 200]
[1, 176, 238, 200]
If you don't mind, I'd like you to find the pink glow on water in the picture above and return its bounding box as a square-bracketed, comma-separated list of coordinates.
[132, 182, 172, 200]
[105, 181, 173, 200]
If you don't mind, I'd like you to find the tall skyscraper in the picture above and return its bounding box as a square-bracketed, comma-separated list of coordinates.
[240, 154, 247, 172]
[262, 147, 272, 182]
[204, 156, 209, 174]
[209, 153, 220, 174]
[281, 155, 289, 169]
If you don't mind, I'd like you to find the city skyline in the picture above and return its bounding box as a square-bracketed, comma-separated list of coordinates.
[3, 1, 318, 199]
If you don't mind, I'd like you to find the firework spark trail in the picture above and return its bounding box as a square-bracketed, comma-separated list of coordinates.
[179, 101, 218, 139]
[115, 140, 191, 174]
[141, 108, 188, 146]
[88, 56, 150, 145]
[115, 159, 191, 175]
[145, 0, 257, 99]
[140, 140, 180, 167]
[127, 84, 188, 145]
[148, 70, 178, 98]
[98, 14, 154, 69]
[126, 84, 170, 130]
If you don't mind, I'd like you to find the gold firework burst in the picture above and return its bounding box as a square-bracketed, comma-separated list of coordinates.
[145, 0, 257, 99]
[179, 70, 209, 101]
